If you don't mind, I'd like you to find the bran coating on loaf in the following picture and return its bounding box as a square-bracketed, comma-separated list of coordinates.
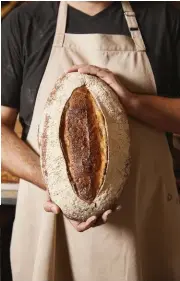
[39, 73, 131, 221]
[60, 86, 108, 203]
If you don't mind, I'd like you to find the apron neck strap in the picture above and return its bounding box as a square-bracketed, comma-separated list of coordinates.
[53, 1, 68, 47]
[54, 1, 146, 51]
[121, 1, 146, 51]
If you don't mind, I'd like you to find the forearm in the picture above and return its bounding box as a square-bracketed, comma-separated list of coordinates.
[1, 124, 46, 189]
[125, 95, 180, 134]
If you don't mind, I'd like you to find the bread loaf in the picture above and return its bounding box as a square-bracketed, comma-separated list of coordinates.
[60, 86, 108, 203]
[39, 73, 131, 221]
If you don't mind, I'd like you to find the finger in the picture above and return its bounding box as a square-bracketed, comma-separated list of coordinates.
[45, 189, 61, 214]
[68, 65, 111, 76]
[100, 205, 122, 224]
[44, 201, 60, 214]
[70, 216, 97, 232]
[67, 64, 88, 73]
[78, 66, 117, 87]
[101, 209, 112, 223]
[77, 216, 97, 232]
[68, 65, 125, 99]
[78, 65, 101, 76]
[68, 65, 115, 89]
[44, 201, 52, 212]
[77, 65, 106, 76]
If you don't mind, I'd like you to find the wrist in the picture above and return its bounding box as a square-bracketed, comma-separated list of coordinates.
[35, 171, 46, 190]
[121, 91, 139, 116]
[34, 167, 46, 190]
[27, 159, 46, 190]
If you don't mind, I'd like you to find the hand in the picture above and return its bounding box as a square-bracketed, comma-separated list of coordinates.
[44, 191, 121, 232]
[67, 64, 134, 108]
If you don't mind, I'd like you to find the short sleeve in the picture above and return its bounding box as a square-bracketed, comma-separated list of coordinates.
[1, 9, 23, 110]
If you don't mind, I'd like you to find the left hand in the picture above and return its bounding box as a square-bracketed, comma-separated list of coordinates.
[67, 64, 134, 106]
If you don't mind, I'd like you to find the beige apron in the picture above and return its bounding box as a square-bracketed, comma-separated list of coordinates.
[10, 2, 180, 281]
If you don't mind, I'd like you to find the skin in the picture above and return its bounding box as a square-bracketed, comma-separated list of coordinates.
[2, 2, 180, 232]
[1, 108, 115, 232]
[67, 1, 112, 16]
[68, 65, 180, 134]
[2, 65, 180, 232]
[1, 2, 119, 233]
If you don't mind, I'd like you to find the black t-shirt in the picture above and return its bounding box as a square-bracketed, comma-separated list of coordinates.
[1, 1, 180, 140]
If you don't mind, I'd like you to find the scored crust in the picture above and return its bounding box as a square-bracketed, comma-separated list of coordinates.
[60, 85, 108, 203]
[39, 73, 131, 221]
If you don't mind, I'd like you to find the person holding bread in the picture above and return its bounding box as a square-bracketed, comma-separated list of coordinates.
[1, 1, 180, 281]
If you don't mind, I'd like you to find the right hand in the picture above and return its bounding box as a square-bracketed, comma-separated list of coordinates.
[44, 191, 121, 232]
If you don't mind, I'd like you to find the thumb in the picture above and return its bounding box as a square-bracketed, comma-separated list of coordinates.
[44, 189, 61, 214]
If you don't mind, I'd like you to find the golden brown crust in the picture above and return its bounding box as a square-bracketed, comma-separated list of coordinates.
[39, 73, 130, 221]
[60, 86, 107, 203]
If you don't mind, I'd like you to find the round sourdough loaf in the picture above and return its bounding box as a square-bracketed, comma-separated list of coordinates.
[38, 73, 131, 221]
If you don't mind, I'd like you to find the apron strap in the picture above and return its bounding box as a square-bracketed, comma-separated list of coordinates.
[121, 1, 146, 52]
[53, 1, 146, 51]
[53, 1, 68, 47]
